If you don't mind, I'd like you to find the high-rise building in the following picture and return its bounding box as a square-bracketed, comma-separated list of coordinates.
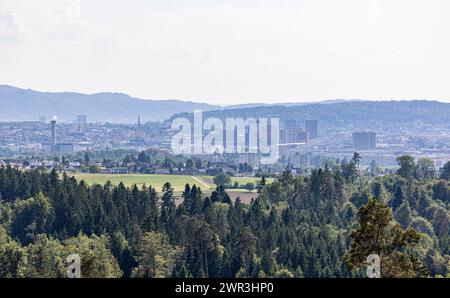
[352, 132, 376, 150]
[283, 119, 298, 128]
[57, 143, 75, 154]
[77, 115, 87, 131]
[283, 126, 309, 145]
[39, 116, 46, 124]
[305, 120, 318, 139]
[50, 120, 56, 154]
[41, 118, 77, 155]
[280, 126, 308, 156]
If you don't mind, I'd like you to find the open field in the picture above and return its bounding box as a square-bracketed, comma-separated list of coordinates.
[226, 191, 258, 204]
[71, 174, 204, 192]
[71, 173, 273, 196]
[199, 176, 274, 186]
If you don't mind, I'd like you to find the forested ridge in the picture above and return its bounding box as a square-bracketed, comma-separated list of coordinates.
[170, 100, 450, 130]
[0, 157, 449, 278]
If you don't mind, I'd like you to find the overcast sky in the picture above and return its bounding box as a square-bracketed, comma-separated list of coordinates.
[0, 0, 449, 105]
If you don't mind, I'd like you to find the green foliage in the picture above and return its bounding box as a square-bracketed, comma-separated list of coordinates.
[11, 192, 54, 245]
[416, 158, 436, 180]
[0, 239, 25, 278]
[274, 268, 295, 278]
[433, 181, 450, 204]
[213, 172, 232, 187]
[344, 198, 424, 278]
[243, 182, 255, 192]
[0, 164, 448, 278]
[397, 155, 417, 179]
[440, 161, 450, 180]
[20, 234, 66, 278]
[88, 165, 101, 174]
[131, 231, 182, 278]
[65, 233, 123, 278]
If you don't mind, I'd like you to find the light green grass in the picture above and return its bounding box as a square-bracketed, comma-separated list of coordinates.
[200, 176, 274, 185]
[71, 174, 208, 192]
[71, 174, 274, 193]
[232, 176, 274, 185]
[226, 189, 257, 193]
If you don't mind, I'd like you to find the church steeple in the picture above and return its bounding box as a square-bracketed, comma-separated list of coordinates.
[133, 115, 145, 144]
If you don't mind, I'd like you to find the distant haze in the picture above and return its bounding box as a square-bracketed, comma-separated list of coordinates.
[1, 1, 449, 104]
[0, 85, 217, 123]
[2, 85, 450, 124]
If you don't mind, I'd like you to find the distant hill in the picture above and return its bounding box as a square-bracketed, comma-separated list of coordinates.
[0, 85, 219, 123]
[3, 85, 450, 128]
[170, 100, 450, 131]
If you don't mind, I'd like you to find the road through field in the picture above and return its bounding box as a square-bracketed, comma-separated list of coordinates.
[191, 176, 212, 189]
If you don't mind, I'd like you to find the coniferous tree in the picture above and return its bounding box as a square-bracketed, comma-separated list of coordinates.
[344, 198, 422, 278]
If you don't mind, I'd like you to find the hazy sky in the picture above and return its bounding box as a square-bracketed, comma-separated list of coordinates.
[1, 0, 449, 105]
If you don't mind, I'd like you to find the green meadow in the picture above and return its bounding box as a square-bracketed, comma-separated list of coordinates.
[71, 173, 273, 193]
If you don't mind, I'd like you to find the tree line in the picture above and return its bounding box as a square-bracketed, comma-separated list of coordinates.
[0, 156, 449, 278]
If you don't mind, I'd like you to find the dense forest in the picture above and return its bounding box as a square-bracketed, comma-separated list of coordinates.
[0, 156, 449, 278]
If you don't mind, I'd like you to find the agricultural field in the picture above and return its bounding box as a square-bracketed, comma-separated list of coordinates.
[199, 176, 274, 186]
[71, 174, 207, 192]
[70, 174, 274, 202]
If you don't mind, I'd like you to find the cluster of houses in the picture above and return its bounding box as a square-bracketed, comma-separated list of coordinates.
[0, 157, 262, 178]
[0, 159, 82, 171]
